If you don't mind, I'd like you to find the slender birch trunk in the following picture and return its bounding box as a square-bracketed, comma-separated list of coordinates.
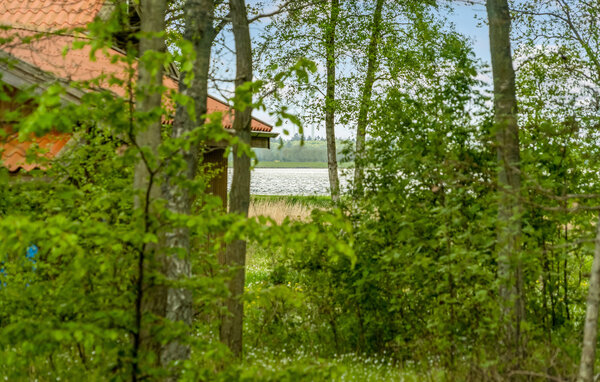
[324, 0, 341, 203]
[130, 0, 166, 381]
[132, 0, 166, 378]
[220, 0, 253, 357]
[578, 215, 600, 382]
[160, 0, 216, 367]
[354, 0, 384, 194]
[486, 0, 525, 365]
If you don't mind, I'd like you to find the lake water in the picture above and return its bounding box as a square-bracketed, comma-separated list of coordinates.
[227, 168, 350, 195]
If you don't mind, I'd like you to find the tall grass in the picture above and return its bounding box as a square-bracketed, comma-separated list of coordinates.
[251, 194, 333, 208]
[248, 195, 332, 224]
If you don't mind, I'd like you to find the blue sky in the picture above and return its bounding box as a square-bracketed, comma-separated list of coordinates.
[448, 2, 490, 64]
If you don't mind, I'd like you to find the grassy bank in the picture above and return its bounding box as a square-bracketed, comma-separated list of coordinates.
[251, 194, 333, 208]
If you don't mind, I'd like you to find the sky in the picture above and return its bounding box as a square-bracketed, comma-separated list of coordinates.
[218, 1, 494, 140]
[449, 2, 490, 64]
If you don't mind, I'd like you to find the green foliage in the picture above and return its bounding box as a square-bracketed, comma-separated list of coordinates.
[4, 0, 600, 380]
[251, 36, 500, 366]
[515, 42, 600, 344]
[241, 2, 600, 379]
[0, 15, 235, 379]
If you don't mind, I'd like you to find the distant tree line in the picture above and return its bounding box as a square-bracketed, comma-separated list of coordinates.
[251, 137, 352, 163]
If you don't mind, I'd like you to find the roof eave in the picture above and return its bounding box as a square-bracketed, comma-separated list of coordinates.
[0, 51, 86, 104]
[251, 131, 278, 138]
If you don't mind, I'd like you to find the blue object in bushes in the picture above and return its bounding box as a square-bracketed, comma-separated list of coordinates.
[26, 244, 38, 261]
[0, 244, 38, 287]
[26, 245, 38, 270]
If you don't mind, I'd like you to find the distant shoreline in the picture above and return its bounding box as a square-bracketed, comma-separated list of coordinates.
[228, 161, 353, 169]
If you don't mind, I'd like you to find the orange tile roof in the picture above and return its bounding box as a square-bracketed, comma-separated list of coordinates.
[0, 0, 273, 172]
[0, 0, 104, 31]
[1, 130, 71, 172]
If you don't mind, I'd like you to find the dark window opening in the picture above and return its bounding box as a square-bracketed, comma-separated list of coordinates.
[113, 3, 140, 53]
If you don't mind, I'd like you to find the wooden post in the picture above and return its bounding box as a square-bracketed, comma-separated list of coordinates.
[203, 147, 228, 211]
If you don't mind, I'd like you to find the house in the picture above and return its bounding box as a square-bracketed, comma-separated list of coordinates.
[0, 0, 276, 208]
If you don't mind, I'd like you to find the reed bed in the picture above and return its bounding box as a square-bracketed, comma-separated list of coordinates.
[248, 195, 332, 224]
[249, 199, 312, 224]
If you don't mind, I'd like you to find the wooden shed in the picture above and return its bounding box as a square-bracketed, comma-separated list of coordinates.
[0, 0, 277, 206]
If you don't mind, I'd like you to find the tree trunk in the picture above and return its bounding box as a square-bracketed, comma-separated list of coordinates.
[159, 0, 216, 368]
[220, 0, 253, 357]
[324, 0, 341, 203]
[578, 215, 600, 382]
[132, 0, 166, 378]
[354, 0, 383, 194]
[486, 0, 525, 366]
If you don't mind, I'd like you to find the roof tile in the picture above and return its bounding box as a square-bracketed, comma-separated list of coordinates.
[0, 0, 104, 31]
[1, 130, 70, 172]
